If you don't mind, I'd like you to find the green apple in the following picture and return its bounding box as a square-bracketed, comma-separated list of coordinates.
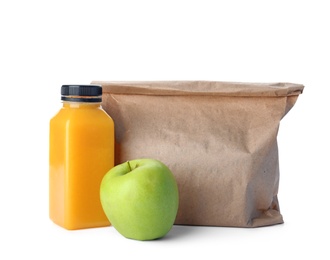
[100, 158, 179, 241]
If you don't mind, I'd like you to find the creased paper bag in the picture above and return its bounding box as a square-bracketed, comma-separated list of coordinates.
[92, 81, 304, 227]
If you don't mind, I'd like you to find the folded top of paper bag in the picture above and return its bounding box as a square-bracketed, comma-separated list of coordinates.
[92, 81, 304, 97]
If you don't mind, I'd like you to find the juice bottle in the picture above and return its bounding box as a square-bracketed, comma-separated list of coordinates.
[49, 85, 114, 230]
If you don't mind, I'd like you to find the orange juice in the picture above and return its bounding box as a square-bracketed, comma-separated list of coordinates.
[49, 85, 114, 230]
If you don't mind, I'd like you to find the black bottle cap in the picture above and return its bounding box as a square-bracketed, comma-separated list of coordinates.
[61, 85, 102, 102]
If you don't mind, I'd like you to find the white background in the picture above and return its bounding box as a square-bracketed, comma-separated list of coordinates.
[1, 0, 329, 259]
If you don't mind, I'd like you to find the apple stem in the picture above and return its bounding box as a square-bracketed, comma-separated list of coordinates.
[127, 161, 132, 171]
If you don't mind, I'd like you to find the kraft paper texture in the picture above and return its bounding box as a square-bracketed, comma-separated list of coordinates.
[92, 81, 304, 227]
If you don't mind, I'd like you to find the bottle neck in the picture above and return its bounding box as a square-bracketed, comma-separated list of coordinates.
[62, 101, 101, 109]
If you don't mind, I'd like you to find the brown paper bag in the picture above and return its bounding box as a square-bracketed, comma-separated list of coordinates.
[92, 81, 304, 227]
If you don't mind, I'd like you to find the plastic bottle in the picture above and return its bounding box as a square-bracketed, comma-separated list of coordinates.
[49, 85, 114, 229]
